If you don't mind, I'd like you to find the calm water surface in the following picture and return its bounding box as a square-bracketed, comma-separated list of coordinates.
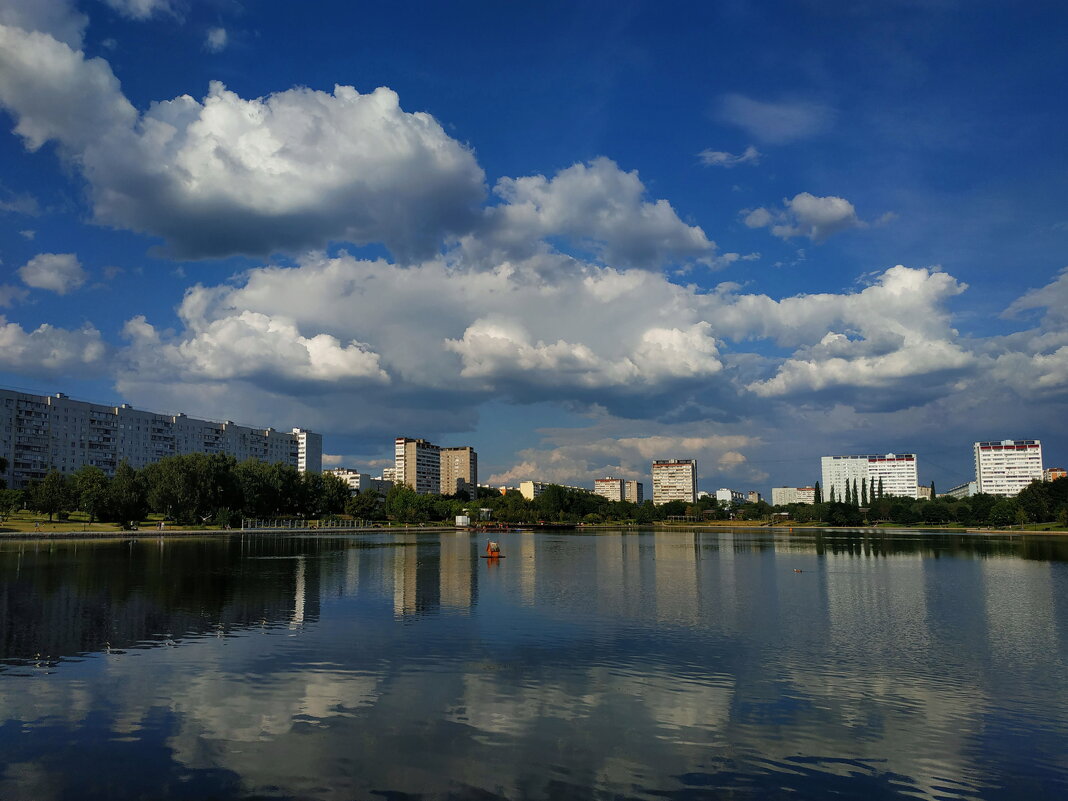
[1, 529, 1067, 800]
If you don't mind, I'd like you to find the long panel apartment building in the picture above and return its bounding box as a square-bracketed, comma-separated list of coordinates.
[651, 459, 697, 505]
[821, 453, 918, 501]
[974, 439, 1043, 495]
[0, 388, 322, 488]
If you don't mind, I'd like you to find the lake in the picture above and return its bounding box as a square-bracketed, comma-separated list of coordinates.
[1, 528, 1067, 800]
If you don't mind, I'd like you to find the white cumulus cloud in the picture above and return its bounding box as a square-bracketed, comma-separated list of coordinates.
[485, 157, 715, 269]
[0, 316, 107, 375]
[18, 252, 88, 294]
[744, 192, 866, 242]
[0, 26, 486, 260]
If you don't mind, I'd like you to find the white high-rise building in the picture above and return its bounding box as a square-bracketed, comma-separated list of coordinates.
[974, 440, 1043, 496]
[821, 453, 918, 501]
[293, 428, 322, 474]
[0, 387, 319, 488]
[651, 459, 697, 505]
[594, 477, 625, 502]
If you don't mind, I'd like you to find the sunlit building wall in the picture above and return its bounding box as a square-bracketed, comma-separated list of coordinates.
[651, 459, 697, 505]
[974, 440, 1043, 496]
[821, 453, 918, 500]
[0, 387, 316, 488]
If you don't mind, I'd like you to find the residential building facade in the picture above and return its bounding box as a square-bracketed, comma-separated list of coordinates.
[0, 388, 319, 488]
[324, 468, 393, 496]
[651, 459, 697, 505]
[943, 480, 978, 500]
[594, 477, 625, 502]
[771, 486, 816, 506]
[1043, 467, 1066, 482]
[715, 488, 747, 505]
[518, 480, 592, 501]
[974, 440, 1043, 495]
[624, 480, 644, 504]
[440, 446, 478, 496]
[394, 437, 441, 494]
[821, 453, 918, 501]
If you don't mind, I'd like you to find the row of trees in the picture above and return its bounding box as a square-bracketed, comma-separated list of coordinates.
[777, 477, 1068, 527]
[3, 454, 351, 527]
[4, 452, 1065, 528]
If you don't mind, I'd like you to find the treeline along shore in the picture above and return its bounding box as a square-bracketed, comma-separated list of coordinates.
[1, 454, 1066, 534]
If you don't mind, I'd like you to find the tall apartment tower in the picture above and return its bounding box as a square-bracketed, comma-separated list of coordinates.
[394, 437, 441, 494]
[440, 446, 478, 496]
[821, 453, 918, 500]
[293, 428, 323, 473]
[651, 459, 697, 505]
[624, 480, 644, 504]
[974, 440, 1043, 495]
[594, 477, 625, 502]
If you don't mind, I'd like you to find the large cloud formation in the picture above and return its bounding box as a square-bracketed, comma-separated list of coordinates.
[0, 23, 486, 260]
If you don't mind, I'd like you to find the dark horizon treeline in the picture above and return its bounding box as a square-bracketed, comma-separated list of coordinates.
[0, 453, 351, 527]
[1, 453, 1065, 528]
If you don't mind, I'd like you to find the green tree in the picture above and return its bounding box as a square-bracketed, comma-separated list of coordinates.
[72, 465, 110, 523]
[0, 456, 7, 490]
[988, 499, 1019, 527]
[0, 488, 24, 515]
[107, 461, 148, 527]
[385, 484, 419, 521]
[31, 470, 71, 521]
[345, 490, 382, 521]
[813, 481, 822, 504]
[319, 472, 350, 516]
[860, 478, 868, 507]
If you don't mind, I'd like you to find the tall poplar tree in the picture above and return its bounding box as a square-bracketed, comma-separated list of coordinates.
[845, 482, 851, 505]
[814, 481, 822, 504]
[861, 478, 868, 506]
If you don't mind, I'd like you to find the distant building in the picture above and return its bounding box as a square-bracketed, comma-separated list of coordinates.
[917, 485, 932, 500]
[821, 453, 918, 500]
[324, 468, 392, 496]
[771, 486, 816, 506]
[381, 466, 399, 483]
[651, 459, 697, 505]
[293, 428, 322, 474]
[974, 440, 1043, 496]
[519, 480, 592, 501]
[1044, 467, 1066, 482]
[395, 437, 441, 494]
[594, 477, 625, 502]
[440, 446, 478, 496]
[943, 480, 978, 500]
[624, 480, 644, 504]
[715, 488, 746, 505]
[394, 437, 478, 495]
[747, 490, 762, 504]
[0, 387, 319, 488]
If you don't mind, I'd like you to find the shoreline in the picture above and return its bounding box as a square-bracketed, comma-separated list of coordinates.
[3, 524, 1066, 540]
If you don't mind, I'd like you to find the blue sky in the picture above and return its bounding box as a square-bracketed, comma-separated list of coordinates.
[1, 0, 1066, 494]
